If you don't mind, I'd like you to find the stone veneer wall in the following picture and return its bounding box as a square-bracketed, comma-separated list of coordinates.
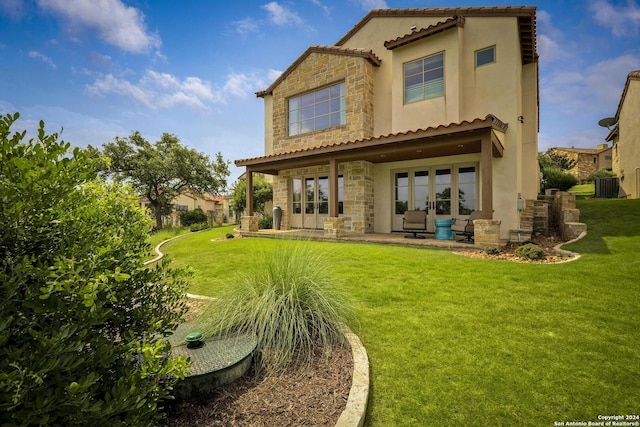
[271, 160, 375, 234]
[270, 52, 375, 154]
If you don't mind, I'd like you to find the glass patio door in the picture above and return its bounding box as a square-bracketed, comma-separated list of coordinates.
[303, 176, 329, 229]
[393, 166, 460, 232]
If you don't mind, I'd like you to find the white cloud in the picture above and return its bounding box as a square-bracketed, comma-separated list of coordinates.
[261, 2, 303, 26]
[87, 74, 155, 108]
[310, 0, 331, 16]
[85, 69, 283, 111]
[589, 0, 640, 36]
[352, 0, 388, 10]
[537, 10, 569, 62]
[0, 0, 27, 20]
[37, 0, 161, 54]
[223, 73, 253, 98]
[28, 50, 56, 69]
[233, 17, 260, 36]
[86, 67, 283, 111]
[541, 54, 640, 116]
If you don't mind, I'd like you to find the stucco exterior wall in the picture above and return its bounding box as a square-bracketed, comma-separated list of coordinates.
[615, 79, 640, 198]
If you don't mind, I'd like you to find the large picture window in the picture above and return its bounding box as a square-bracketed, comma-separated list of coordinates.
[288, 82, 346, 136]
[404, 52, 444, 104]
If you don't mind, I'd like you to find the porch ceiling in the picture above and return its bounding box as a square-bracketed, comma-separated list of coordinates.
[236, 115, 507, 175]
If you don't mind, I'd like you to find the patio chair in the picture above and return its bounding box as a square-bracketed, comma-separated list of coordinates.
[403, 210, 427, 238]
[452, 210, 483, 242]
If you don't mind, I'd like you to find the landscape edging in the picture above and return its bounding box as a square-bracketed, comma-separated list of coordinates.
[336, 328, 370, 427]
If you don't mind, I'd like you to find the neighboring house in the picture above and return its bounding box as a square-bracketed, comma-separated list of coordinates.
[139, 192, 233, 226]
[235, 7, 539, 240]
[548, 144, 612, 183]
[606, 70, 640, 198]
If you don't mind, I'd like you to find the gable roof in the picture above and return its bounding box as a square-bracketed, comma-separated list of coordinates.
[255, 46, 381, 98]
[551, 146, 610, 155]
[337, 6, 537, 64]
[384, 16, 465, 50]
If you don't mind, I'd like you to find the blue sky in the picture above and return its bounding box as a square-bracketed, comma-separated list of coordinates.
[1, 0, 640, 183]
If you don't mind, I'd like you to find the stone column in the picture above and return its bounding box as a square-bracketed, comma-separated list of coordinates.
[324, 217, 345, 238]
[474, 219, 502, 248]
[241, 216, 259, 232]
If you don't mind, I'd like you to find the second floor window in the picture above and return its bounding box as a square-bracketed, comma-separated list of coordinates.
[288, 82, 346, 136]
[404, 52, 444, 104]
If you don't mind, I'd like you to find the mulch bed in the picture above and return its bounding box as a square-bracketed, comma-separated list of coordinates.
[162, 344, 352, 426]
[455, 235, 576, 263]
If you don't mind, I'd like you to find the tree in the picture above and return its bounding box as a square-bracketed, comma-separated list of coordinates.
[101, 132, 230, 230]
[230, 173, 273, 219]
[0, 113, 189, 426]
[538, 150, 578, 171]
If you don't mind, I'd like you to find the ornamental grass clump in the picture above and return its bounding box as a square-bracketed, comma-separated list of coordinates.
[201, 241, 353, 376]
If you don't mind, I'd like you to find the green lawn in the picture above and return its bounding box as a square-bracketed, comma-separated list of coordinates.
[159, 200, 640, 426]
[569, 183, 595, 198]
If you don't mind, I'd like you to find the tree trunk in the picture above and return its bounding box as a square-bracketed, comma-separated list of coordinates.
[153, 203, 163, 230]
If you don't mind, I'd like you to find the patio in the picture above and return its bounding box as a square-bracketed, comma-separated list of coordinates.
[238, 228, 477, 250]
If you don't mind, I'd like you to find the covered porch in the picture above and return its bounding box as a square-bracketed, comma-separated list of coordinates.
[235, 115, 507, 246]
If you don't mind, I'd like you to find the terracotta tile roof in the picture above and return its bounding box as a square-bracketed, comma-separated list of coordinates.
[256, 46, 381, 98]
[551, 146, 610, 154]
[337, 7, 537, 64]
[384, 16, 465, 50]
[235, 114, 507, 166]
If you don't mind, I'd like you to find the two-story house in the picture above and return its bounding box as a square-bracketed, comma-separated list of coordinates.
[548, 144, 612, 183]
[235, 7, 539, 241]
[606, 70, 640, 198]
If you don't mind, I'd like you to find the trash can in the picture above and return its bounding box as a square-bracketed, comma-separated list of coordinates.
[273, 206, 282, 230]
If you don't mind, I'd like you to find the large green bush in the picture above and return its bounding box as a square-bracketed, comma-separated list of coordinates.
[201, 241, 352, 376]
[542, 167, 579, 191]
[586, 167, 616, 182]
[179, 207, 207, 226]
[0, 113, 189, 426]
[258, 212, 273, 229]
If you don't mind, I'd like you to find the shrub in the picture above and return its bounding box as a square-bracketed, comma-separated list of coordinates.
[484, 246, 500, 255]
[189, 222, 209, 232]
[0, 113, 189, 426]
[586, 167, 616, 182]
[258, 212, 273, 229]
[179, 208, 207, 226]
[542, 167, 579, 191]
[514, 243, 546, 260]
[201, 241, 353, 376]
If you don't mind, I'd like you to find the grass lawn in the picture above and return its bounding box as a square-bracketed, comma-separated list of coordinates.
[159, 200, 640, 426]
[569, 183, 595, 198]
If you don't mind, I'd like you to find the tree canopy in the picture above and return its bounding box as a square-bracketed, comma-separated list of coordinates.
[0, 113, 188, 426]
[101, 132, 230, 229]
[230, 174, 273, 218]
[538, 150, 578, 171]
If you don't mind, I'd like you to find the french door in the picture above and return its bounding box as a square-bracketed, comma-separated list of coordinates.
[393, 165, 477, 232]
[290, 176, 329, 229]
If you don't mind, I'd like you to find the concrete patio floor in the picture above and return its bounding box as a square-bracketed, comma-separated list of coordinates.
[238, 228, 479, 250]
